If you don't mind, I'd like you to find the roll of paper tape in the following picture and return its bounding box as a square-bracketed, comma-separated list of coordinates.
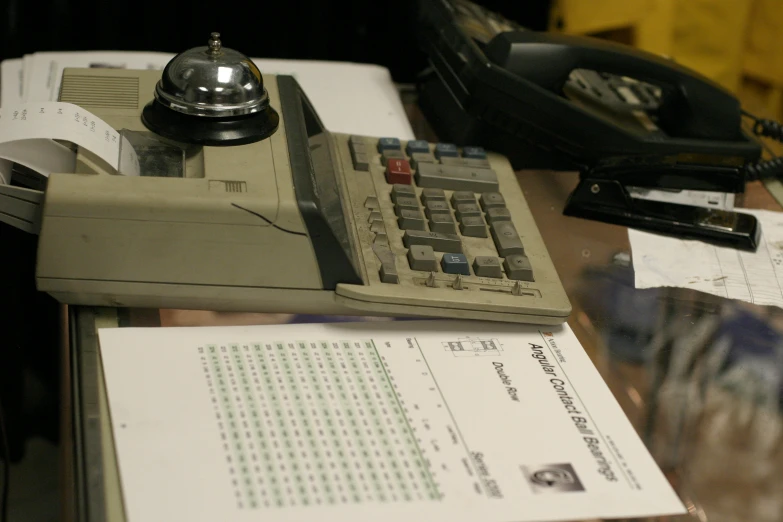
[0, 101, 139, 183]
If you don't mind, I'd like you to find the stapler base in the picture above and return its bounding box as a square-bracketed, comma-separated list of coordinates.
[564, 178, 761, 251]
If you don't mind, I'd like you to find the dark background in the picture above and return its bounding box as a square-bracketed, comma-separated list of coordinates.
[0, 0, 552, 82]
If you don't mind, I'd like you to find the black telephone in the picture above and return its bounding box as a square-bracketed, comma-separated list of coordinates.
[416, 0, 783, 251]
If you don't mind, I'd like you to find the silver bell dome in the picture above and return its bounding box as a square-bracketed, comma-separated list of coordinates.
[154, 32, 269, 118]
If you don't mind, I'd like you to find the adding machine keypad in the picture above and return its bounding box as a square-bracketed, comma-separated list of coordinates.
[349, 135, 537, 286]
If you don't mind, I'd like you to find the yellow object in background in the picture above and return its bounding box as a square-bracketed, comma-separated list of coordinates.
[550, 0, 783, 152]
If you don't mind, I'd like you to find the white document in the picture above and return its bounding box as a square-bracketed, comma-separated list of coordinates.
[99, 320, 685, 522]
[629, 208, 783, 307]
[15, 52, 415, 139]
[22, 51, 175, 103]
[253, 58, 416, 139]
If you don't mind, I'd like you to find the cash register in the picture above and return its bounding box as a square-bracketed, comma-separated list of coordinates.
[9, 33, 571, 324]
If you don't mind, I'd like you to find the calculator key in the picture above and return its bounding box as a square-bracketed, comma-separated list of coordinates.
[379, 263, 400, 283]
[424, 200, 451, 218]
[473, 256, 502, 278]
[351, 152, 370, 171]
[455, 203, 482, 221]
[386, 159, 412, 185]
[403, 230, 463, 253]
[441, 253, 471, 275]
[428, 212, 457, 234]
[382, 149, 407, 164]
[372, 236, 399, 283]
[504, 254, 534, 281]
[391, 184, 416, 202]
[364, 196, 379, 209]
[439, 157, 464, 167]
[421, 188, 446, 205]
[349, 135, 366, 149]
[368, 211, 383, 223]
[480, 192, 506, 210]
[486, 207, 511, 223]
[407, 245, 438, 272]
[406, 140, 431, 155]
[491, 222, 525, 257]
[397, 209, 426, 230]
[378, 137, 401, 152]
[416, 163, 499, 192]
[434, 143, 459, 158]
[410, 152, 436, 169]
[462, 146, 487, 159]
[394, 196, 420, 213]
[440, 157, 491, 169]
[451, 191, 476, 207]
[463, 157, 491, 168]
[459, 215, 488, 237]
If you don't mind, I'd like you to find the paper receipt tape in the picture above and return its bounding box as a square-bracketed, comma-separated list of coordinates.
[0, 102, 139, 234]
[0, 101, 140, 184]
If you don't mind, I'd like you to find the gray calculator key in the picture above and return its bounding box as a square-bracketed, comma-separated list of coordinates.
[382, 149, 407, 165]
[416, 162, 499, 192]
[421, 188, 446, 204]
[480, 192, 506, 210]
[379, 263, 400, 283]
[397, 209, 426, 230]
[394, 196, 420, 213]
[460, 215, 488, 237]
[410, 152, 436, 169]
[372, 236, 399, 283]
[504, 255, 534, 281]
[486, 207, 511, 223]
[491, 222, 525, 257]
[473, 256, 502, 278]
[351, 150, 370, 171]
[439, 157, 491, 169]
[451, 191, 476, 206]
[439, 156, 464, 167]
[462, 157, 491, 168]
[407, 245, 438, 272]
[403, 230, 463, 253]
[368, 211, 383, 223]
[391, 184, 416, 202]
[455, 203, 482, 221]
[429, 212, 457, 234]
[425, 200, 451, 218]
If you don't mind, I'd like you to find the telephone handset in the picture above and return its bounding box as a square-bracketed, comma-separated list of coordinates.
[482, 31, 743, 143]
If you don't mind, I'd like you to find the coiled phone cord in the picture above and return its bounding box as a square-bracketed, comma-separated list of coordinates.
[742, 110, 783, 181]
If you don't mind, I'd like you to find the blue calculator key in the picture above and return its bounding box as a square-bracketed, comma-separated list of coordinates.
[441, 253, 471, 275]
[406, 140, 430, 155]
[378, 137, 402, 152]
[462, 146, 486, 159]
[434, 143, 459, 158]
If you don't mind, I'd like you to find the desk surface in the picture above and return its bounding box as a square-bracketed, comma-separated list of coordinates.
[63, 97, 783, 522]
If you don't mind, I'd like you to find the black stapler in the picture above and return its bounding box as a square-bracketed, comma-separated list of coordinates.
[563, 157, 761, 251]
[415, 0, 778, 251]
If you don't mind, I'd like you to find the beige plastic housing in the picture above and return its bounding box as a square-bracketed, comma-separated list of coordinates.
[36, 68, 571, 324]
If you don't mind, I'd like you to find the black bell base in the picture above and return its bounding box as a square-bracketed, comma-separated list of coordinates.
[141, 101, 280, 146]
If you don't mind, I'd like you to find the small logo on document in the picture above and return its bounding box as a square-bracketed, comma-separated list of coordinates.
[442, 337, 503, 357]
[521, 463, 584, 493]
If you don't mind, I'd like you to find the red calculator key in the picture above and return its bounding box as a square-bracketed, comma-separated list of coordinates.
[385, 159, 412, 185]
